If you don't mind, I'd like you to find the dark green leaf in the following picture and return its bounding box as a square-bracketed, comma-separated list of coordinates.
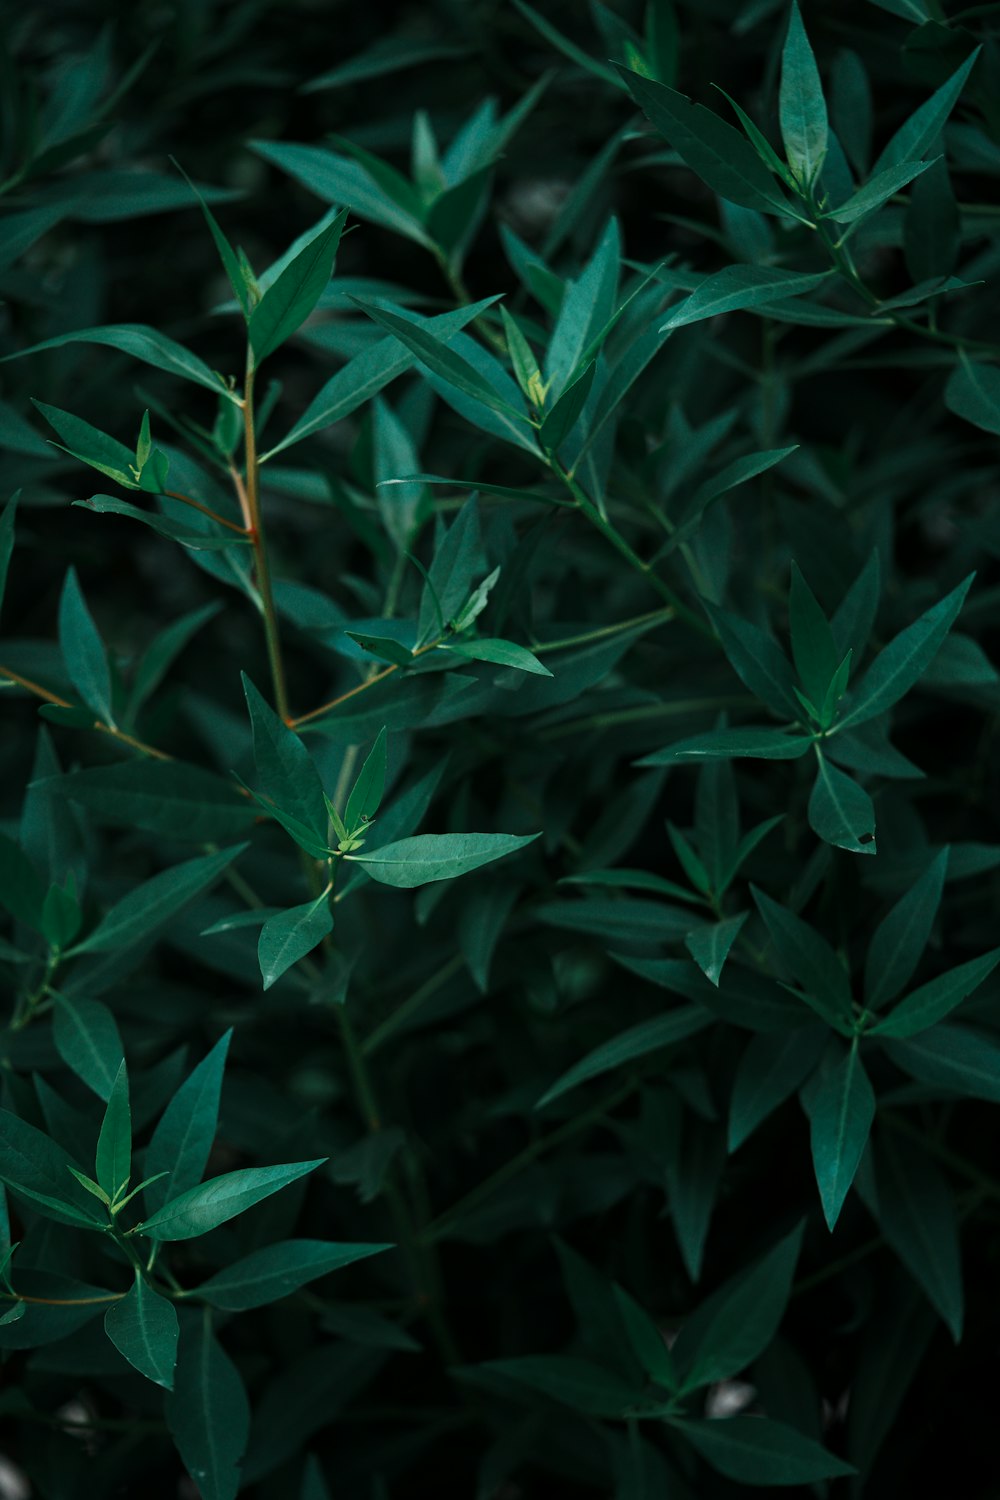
[95, 1059, 131, 1199]
[809, 1043, 875, 1230]
[166, 1316, 250, 1500]
[194, 1240, 390, 1310]
[52, 993, 124, 1101]
[864, 848, 948, 1009]
[258, 896, 333, 989]
[537, 1006, 711, 1107]
[249, 209, 348, 363]
[348, 831, 539, 888]
[874, 1134, 963, 1340]
[70, 845, 247, 955]
[779, 2, 828, 186]
[669, 1415, 854, 1484]
[105, 1272, 179, 1388]
[145, 1031, 231, 1214]
[58, 566, 114, 724]
[140, 1160, 326, 1240]
[872, 948, 1000, 1038]
[807, 750, 876, 855]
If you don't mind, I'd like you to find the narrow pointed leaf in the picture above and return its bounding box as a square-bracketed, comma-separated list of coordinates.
[145, 1031, 231, 1214]
[685, 913, 747, 986]
[872, 948, 1000, 1038]
[194, 1240, 390, 1310]
[864, 848, 948, 1009]
[96, 1059, 131, 1199]
[140, 1160, 327, 1241]
[809, 1044, 875, 1230]
[349, 831, 539, 888]
[249, 209, 348, 363]
[70, 845, 247, 955]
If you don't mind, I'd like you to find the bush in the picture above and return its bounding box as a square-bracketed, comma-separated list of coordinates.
[1, 2, 999, 1496]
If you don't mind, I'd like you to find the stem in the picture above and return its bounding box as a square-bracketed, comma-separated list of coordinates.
[243, 360, 290, 722]
[164, 489, 248, 535]
[0, 665, 171, 760]
[421, 1081, 635, 1245]
[291, 637, 441, 730]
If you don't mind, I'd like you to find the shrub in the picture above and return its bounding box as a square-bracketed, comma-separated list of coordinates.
[1, 2, 999, 1496]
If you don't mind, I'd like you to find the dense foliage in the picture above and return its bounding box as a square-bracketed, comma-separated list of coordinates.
[2, 1, 1000, 1495]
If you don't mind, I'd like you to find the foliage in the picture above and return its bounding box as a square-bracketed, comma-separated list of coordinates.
[1, 1, 999, 1495]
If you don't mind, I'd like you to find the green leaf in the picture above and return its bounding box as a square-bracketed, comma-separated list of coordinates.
[416, 496, 482, 645]
[474, 1355, 640, 1417]
[883, 1023, 1000, 1102]
[539, 361, 596, 454]
[243, 674, 329, 856]
[789, 562, 839, 709]
[166, 1316, 250, 1500]
[251, 138, 429, 244]
[104, 1272, 179, 1388]
[145, 1031, 231, 1215]
[809, 1043, 875, 1230]
[70, 845, 247, 955]
[194, 1240, 390, 1310]
[751, 886, 853, 1028]
[618, 68, 794, 215]
[613, 1285, 677, 1391]
[874, 48, 979, 174]
[874, 1134, 963, 1340]
[303, 36, 470, 92]
[864, 848, 948, 1009]
[662, 266, 831, 331]
[871, 948, 1000, 1038]
[728, 1027, 827, 1150]
[348, 831, 539, 888]
[637, 727, 813, 765]
[706, 604, 801, 719]
[826, 159, 936, 223]
[945, 357, 1000, 437]
[554, 1239, 641, 1381]
[808, 749, 877, 855]
[96, 1059, 131, 1199]
[537, 1005, 711, 1108]
[684, 913, 747, 986]
[779, 2, 828, 186]
[544, 218, 620, 399]
[74, 495, 243, 550]
[249, 208, 348, 364]
[262, 299, 498, 458]
[839, 574, 974, 729]
[258, 896, 333, 990]
[673, 1221, 804, 1388]
[172, 159, 251, 318]
[52, 993, 124, 1101]
[140, 1160, 326, 1241]
[442, 637, 552, 676]
[58, 566, 114, 724]
[344, 728, 388, 833]
[832, 550, 880, 664]
[14, 327, 233, 399]
[0, 833, 46, 930]
[669, 1415, 854, 1485]
[350, 299, 528, 427]
[0, 1109, 103, 1229]
[40, 760, 257, 842]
